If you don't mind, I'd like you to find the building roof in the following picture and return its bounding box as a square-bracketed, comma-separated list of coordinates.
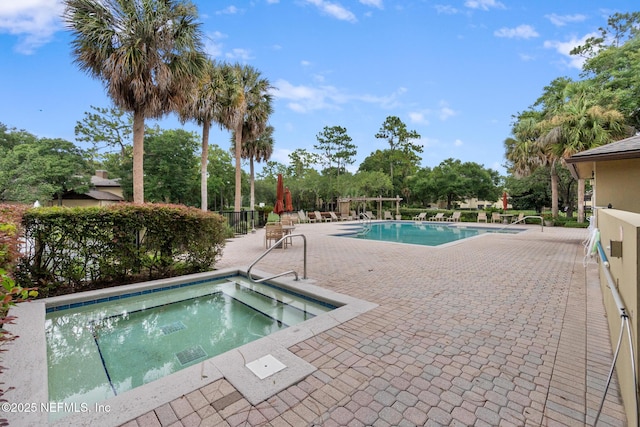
[91, 175, 121, 187]
[566, 133, 640, 179]
[63, 189, 124, 201]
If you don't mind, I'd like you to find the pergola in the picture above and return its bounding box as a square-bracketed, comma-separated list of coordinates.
[337, 196, 403, 220]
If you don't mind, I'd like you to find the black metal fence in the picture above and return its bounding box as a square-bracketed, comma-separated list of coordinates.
[218, 210, 266, 235]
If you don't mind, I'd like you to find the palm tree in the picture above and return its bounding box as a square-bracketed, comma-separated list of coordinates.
[538, 94, 632, 221]
[217, 64, 273, 211]
[179, 60, 235, 211]
[239, 125, 274, 213]
[63, 0, 206, 203]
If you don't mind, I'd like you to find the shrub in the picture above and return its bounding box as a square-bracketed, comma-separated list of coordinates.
[17, 203, 228, 297]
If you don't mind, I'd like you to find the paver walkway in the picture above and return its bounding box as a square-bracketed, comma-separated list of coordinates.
[123, 222, 626, 426]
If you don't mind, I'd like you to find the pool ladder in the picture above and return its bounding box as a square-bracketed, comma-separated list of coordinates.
[247, 233, 307, 283]
[497, 215, 544, 232]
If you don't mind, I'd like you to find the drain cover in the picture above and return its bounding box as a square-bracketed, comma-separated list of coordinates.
[246, 354, 287, 379]
[176, 345, 207, 365]
[161, 321, 186, 335]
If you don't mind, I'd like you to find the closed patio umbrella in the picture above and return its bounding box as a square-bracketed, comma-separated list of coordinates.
[284, 187, 293, 212]
[502, 192, 508, 210]
[274, 174, 285, 215]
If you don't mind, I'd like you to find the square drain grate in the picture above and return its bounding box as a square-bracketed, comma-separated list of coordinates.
[176, 345, 207, 365]
[161, 321, 186, 335]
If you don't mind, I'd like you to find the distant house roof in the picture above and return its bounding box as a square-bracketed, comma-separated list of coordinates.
[566, 133, 640, 179]
[63, 189, 124, 201]
[91, 174, 121, 188]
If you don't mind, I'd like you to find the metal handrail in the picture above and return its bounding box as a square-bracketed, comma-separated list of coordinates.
[498, 215, 544, 232]
[247, 233, 307, 283]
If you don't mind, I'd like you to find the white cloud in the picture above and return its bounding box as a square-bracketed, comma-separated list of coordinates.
[301, 60, 312, 67]
[267, 0, 280, 3]
[203, 31, 227, 58]
[272, 79, 407, 113]
[544, 32, 597, 69]
[216, 6, 241, 15]
[545, 13, 586, 27]
[439, 105, 456, 120]
[360, 0, 383, 9]
[434, 5, 458, 15]
[409, 112, 430, 126]
[453, 139, 463, 147]
[304, 0, 357, 23]
[464, 0, 505, 11]
[0, 0, 63, 54]
[225, 48, 253, 61]
[494, 24, 539, 39]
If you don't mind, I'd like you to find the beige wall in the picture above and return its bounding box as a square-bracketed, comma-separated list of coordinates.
[595, 159, 640, 214]
[47, 200, 119, 208]
[596, 209, 640, 426]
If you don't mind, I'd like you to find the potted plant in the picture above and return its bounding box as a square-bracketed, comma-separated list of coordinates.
[542, 213, 554, 227]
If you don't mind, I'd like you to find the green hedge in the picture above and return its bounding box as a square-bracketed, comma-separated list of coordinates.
[17, 203, 230, 297]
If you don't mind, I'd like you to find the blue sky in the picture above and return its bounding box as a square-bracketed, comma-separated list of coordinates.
[0, 1, 637, 176]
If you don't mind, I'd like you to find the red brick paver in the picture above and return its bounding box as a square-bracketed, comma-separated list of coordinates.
[124, 222, 626, 426]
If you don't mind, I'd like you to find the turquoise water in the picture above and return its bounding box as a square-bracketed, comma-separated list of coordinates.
[337, 222, 521, 246]
[45, 277, 334, 415]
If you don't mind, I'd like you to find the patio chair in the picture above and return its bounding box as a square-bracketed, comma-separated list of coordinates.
[265, 222, 286, 249]
[384, 211, 393, 220]
[366, 211, 375, 220]
[412, 212, 427, 221]
[297, 210, 310, 223]
[314, 211, 331, 222]
[429, 212, 445, 221]
[477, 212, 487, 223]
[512, 212, 525, 223]
[447, 211, 461, 222]
[491, 212, 501, 223]
[330, 211, 349, 221]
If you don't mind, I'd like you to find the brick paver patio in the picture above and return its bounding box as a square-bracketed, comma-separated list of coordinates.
[123, 221, 626, 426]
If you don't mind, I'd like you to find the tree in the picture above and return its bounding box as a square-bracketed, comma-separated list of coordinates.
[206, 144, 235, 210]
[374, 116, 422, 186]
[64, 0, 206, 203]
[240, 125, 274, 212]
[215, 64, 272, 211]
[0, 136, 90, 204]
[359, 148, 421, 196]
[143, 128, 200, 205]
[179, 60, 234, 211]
[287, 149, 320, 178]
[537, 86, 632, 221]
[314, 126, 356, 177]
[74, 105, 132, 161]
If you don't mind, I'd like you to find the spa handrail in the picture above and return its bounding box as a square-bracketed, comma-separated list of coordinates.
[247, 233, 307, 283]
[497, 215, 544, 232]
[593, 240, 638, 426]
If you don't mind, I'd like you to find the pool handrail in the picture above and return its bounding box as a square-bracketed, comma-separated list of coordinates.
[247, 233, 307, 283]
[497, 215, 544, 232]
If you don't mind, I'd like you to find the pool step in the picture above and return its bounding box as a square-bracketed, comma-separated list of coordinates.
[222, 285, 313, 326]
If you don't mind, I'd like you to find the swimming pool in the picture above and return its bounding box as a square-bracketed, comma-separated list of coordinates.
[4, 268, 377, 426]
[45, 276, 336, 418]
[336, 221, 523, 246]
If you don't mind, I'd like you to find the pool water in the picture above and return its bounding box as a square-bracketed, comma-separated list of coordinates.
[337, 221, 521, 246]
[45, 277, 334, 413]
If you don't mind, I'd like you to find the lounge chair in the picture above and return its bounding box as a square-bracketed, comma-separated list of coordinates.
[429, 212, 445, 221]
[297, 210, 310, 223]
[447, 211, 461, 222]
[366, 211, 375, 220]
[491, 212, 501, 223]
[314, 211, 330, 222]
[412, 212, 427, 221]
[330, 211, 349, 221]
[265, 222, 286, 249]
[384, 211, 393, 220]
[477, 212, 487, 223]
[512, 212, 525, 223]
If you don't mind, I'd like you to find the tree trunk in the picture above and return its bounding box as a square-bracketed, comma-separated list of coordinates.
[249, 157, 255, 212]
[577, 178, 585, 223]
[234, 123, 243, 212]
[132, 110, 145, 204]
[201, 121, 210, 212]
[550, 162, 559, 218]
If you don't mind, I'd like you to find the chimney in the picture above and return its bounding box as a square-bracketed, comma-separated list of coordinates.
[95, 170, 108, 179]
